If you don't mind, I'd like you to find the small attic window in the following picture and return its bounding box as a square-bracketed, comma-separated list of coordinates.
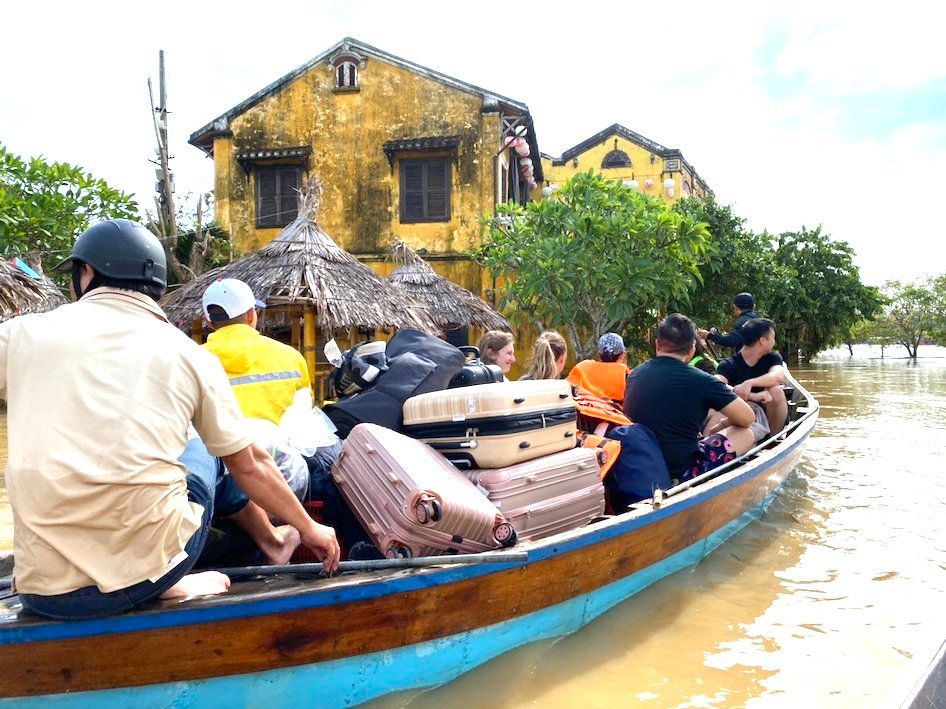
[601, 139, 631, 169]
[335, 57, 359, 89]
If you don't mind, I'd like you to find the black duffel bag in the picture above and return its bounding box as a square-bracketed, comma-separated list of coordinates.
[323, 329, 465, 438]
[448, 346, 504, 388]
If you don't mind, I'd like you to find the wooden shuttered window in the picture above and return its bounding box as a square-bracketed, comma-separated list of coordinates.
[399, 158, 451, 223]
[255, 167, 300, 228]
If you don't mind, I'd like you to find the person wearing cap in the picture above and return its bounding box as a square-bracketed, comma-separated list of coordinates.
[202, 279, 311, 425]
[0, 219, 339, 620]
[698, 292, 759, 352]
[566, 332, 631, 404]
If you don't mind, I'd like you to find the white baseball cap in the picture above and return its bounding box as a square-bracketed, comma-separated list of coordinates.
[202, 278, 266, 322]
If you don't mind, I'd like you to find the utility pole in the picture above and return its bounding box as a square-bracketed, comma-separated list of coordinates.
[148, 50, 190, 282]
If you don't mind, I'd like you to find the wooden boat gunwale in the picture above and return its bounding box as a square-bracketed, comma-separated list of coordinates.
[0, 372, 819, 705]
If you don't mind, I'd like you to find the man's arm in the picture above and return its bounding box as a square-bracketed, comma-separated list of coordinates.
[719, 396, 755, 428]
[706, 328, 744, 348]
[732, 365, 785, 401]
[222, 443, 340, 572]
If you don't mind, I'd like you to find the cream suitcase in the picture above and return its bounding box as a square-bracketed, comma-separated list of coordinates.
[402, 380, 578, 468]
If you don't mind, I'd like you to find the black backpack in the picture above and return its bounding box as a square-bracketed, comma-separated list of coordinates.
[323, 329, 466, 438]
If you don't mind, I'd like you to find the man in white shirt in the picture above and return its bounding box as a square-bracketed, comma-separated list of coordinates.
[0, 219, 339, 619]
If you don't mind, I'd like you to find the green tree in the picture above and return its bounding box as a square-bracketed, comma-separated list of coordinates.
[767, 227, 880, 361]
[478, 171, 710, 359]
[671, 196, 788, 328]
[883, 279, 943, 358]
[0, 143, 138, 276]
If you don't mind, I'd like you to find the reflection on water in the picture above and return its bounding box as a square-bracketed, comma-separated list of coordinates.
[369, 347, 946, 708]
[2, 346, 946, 706]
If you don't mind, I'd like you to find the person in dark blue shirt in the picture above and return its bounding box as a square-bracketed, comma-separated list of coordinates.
[715, 318, 788, 436]
[624, 314, 756, 482]
[698, 292, 758, 352]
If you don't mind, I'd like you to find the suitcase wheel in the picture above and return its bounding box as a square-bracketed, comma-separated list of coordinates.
[493, 522, 518, 548]
[413, 498, 442, 525]
[385, 544, 413, 559]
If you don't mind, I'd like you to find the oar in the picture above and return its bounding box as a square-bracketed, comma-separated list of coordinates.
[216, 551, 529, 580]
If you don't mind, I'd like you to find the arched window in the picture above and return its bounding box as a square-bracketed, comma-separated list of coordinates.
[335, 59, 358, 88]
[683, 180, 691, 197]
[601, 139, 631, 169]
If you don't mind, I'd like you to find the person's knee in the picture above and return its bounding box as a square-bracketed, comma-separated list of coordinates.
[723, 425, 755, 455]
[767, 385, 786, 404]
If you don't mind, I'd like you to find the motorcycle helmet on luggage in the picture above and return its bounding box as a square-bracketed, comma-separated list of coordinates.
[332, 341, 389, 397]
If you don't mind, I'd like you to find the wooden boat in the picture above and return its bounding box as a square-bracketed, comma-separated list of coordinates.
[0, 372, 818, 707]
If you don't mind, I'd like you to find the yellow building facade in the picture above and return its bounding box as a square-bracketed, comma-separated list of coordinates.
[538, 124, 711, 203]
[189, 37, 542, 311]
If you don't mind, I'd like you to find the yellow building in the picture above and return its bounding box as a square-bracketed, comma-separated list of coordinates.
[539, 123, 711, 203]
[189, 36, 542, 335]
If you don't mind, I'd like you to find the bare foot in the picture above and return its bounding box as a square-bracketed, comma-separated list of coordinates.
[260, 525, 301, 565]
[160, 571, 231, 600]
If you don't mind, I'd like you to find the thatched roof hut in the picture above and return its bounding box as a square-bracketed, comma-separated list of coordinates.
[0, 259, 67, 323]
[387, 241, 510, 332]
[160, 178, 436, 336]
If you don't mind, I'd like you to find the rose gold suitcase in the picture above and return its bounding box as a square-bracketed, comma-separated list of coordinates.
[465, 448, 605, 541]
[331, 423, 517, 558]
[402, 380, 578, 469]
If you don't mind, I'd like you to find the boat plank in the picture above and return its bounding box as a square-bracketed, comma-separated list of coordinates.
[0, 448, 803, 699]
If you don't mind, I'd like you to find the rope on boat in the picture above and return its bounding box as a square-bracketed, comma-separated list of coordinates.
[216, 551, 530, 579]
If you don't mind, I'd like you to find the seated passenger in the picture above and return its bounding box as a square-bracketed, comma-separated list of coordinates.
[477, 330, 516, 381]
[520, 331, 567, 380]
[624, 314, 756, 482]
[1, 220, 339, 620]
[566, 332, 631, 404]
[202, 278, 311, 424]
[715, 318, 788, 437]
[689, 336, 719, 374]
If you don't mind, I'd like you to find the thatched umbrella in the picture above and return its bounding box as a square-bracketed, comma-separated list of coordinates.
[160, 177, 437, 378]
[0, 259, 67, 323]
[387, 241, 510, 333]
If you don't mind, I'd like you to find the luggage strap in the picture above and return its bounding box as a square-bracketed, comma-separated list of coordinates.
[404, 408, 577, 439]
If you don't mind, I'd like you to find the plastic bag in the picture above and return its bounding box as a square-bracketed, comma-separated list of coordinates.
[278, 388, 340, 455]
[244, 418, 309, 500]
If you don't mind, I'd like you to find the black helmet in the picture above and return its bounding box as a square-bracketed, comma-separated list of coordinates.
[55, 219, 167, 288]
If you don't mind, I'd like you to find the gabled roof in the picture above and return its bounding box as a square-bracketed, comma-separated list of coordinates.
[554, 123, 675, 165]
[189, 37, 536, 153]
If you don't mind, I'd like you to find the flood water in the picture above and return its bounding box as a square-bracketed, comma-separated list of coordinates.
[2, 346, 946, 706]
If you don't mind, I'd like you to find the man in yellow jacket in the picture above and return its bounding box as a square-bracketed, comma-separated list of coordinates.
[202, 279, 311, 424]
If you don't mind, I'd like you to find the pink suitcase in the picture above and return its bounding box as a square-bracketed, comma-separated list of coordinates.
[465, 448, 606, 542]
[331, 423, 517, 558]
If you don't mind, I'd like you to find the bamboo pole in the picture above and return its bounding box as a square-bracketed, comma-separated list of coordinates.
[302, 306, 317, 386]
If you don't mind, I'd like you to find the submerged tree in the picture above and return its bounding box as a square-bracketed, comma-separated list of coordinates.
[0, 143, 138, 276]
[671, 197, 788, 329]
[767, 227, 881, 361]
[478, 171, 710, 359]
[882, 278, 945, 358]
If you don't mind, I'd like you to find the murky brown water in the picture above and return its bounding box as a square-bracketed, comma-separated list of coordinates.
[2, 347, 946, 706]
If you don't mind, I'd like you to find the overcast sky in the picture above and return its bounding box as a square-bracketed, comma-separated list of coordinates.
[3, 1, 943, 285]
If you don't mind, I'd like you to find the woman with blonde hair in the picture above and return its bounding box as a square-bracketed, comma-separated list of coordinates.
[477, 330, 516, 379]
[520, 331, 568, 380]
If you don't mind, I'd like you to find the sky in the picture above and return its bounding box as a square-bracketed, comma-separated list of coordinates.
[2, 0, 944, 286]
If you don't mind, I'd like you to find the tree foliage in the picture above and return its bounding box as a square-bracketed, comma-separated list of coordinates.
[671, 197, 789, 328]
[0, 143, 138, 276]
[478, 171, 710, 359]
[766, 227, 881, 361]
[880, 278, 945, 358]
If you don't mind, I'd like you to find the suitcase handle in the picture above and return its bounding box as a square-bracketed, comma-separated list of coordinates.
[428, 440, 478, 449]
